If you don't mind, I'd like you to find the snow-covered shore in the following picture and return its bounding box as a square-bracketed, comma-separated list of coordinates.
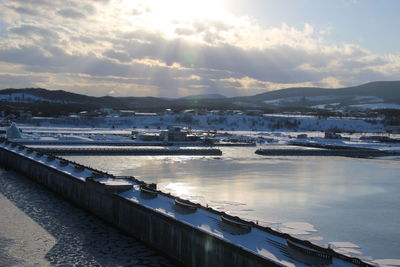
[17, 113, 387, 133]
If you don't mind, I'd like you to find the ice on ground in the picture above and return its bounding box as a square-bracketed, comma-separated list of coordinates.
[210, 200, 247, 206]
[329, 242, 360, 248]
[328, 242, 363, 257]
[335, 247, 363, 256]
[94, 178, 135, 186]
[279, 222, 318, 235]
[373, 259, 400, 267]
[350, 103, 400, 110]
[305, 235, 324, 241]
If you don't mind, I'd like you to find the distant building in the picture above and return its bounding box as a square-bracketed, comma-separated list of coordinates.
[324, 131, 342, 139]
[18, 110, 32, 119]
[161, 126, 188, 141]
[99, 108, 115, 115]
[136, 133, 160, 141]
[386, 125, 400, 134]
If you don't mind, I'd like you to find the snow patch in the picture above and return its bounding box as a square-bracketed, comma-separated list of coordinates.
[279, 222, 318, 235]
[94, 178, 135, 186]
[329, 242, 360, 248]
[264, 95, 340, 105]
[373, 259, 400, 267]
[350, 103, 400, 110]
[353, 96, 383, 103]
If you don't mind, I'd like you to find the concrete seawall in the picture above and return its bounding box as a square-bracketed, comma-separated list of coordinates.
[35, 147, 223, 156]
[17, 140, 256, 147]
[0, 139, 374, 267]
[255, 148, 395, 157]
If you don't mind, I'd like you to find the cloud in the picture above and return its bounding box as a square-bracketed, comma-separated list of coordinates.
[175, 28, 195, 36]
[57, 8, 86, 19]
[6, 5, 40, 16]
[9, 24, 60, 41]
[0, 73, 50, 88]
[0, 0, 398, 97]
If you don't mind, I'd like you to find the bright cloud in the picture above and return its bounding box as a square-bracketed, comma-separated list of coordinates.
[0, 0, 398, 97]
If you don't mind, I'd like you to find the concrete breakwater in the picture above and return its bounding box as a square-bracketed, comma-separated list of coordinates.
[0, 139, 374, 267]
[34, 147, 223, 156]
[255, 147, 396, 158]
[17, 140, 256, 147]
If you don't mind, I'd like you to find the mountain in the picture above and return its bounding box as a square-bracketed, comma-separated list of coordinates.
[231, 81, 400, 110]
[0, 81, 399, 115]
[251, 81, 400, 101]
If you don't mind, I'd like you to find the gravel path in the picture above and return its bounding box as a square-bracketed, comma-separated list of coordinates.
[0, 168, 176, 267]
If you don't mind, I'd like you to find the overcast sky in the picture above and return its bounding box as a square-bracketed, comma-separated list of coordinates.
[0, 0, 399, 97]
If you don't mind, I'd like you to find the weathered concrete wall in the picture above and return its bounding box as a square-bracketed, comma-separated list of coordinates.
[85, 179, 132, 224]
[0, 145, 281, 267]
[115, 196, 273, 267]
[0, 148, 86, 206]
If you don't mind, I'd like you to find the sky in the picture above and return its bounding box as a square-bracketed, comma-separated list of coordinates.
[0, 0, 399, 97]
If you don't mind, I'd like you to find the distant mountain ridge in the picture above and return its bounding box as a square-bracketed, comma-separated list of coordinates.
[249, 81, 400, 101]
[0, 81, 399, 114]
[231, 81, 400, 109]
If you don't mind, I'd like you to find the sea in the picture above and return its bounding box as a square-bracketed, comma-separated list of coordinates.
[64, 146, 400, 261]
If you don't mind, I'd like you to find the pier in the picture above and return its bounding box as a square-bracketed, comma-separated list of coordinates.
[16, 140, 256, 147]
[34, 147, 223, 156]
[255, 147, 398, 158]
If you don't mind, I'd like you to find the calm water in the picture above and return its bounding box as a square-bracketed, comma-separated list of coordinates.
[65, 146, 400, 261]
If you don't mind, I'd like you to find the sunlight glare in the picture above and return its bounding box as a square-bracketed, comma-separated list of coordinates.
[164, 182, 191, 197]
[149, 0, 224, 20]
[120, 0, 233, 38]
